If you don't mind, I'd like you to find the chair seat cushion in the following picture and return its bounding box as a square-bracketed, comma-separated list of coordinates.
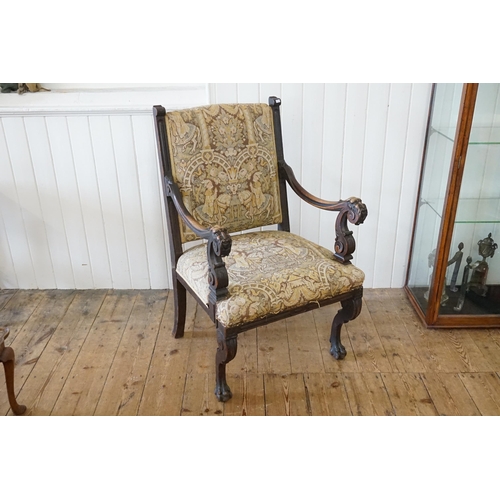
[177, 230, 365, 328]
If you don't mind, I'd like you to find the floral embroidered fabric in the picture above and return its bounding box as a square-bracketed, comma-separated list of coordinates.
[177, 231, 365, 328]
[165, 104, 283, 243]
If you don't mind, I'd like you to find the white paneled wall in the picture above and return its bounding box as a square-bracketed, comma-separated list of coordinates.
[210, 83, 433, 288]
[0, 83, 432, 290]
[0, 85, 208, 289]
[0, 113, 169, 289]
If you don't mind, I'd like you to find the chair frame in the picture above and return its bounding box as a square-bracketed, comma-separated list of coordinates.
[154, 97, 367, 402]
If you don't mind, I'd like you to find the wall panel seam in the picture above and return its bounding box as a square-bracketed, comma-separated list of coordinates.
[44, 116, 77, 288]
[391, 84, 414, 287]
[318, 84, 326, 242]
[3, 118, 38, 288]
[372, 84, 393, 288]
[0, 120, 19, 288]
[24, 116, 58, 288]
[109, 116, 133, 288]
[131, 116, 153, 288]
[68, 117, 96, 288]
[340, 84, 348, 196]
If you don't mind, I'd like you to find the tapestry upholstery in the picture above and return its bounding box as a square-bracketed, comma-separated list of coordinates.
[176, 231, 365, 328]
[165, 104, 283, 243]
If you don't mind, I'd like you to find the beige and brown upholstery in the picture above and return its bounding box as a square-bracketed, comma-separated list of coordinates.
[177, 231, 365, 329]
[164, 103, 282, 242]
[154, 98, 367, 402]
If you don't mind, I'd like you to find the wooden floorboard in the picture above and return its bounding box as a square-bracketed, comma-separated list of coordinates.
[51, 290, 138, 416]
[94, 290, 168, 416]
[14, 290, 107, 416]
[1, 288, 500, 416]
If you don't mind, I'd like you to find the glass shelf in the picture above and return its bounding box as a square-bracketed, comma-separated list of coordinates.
[422, 197, 500, 223]
[433, 126, 500, 144]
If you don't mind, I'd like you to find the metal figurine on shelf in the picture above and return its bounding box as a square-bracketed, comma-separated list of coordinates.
[455, 257, 473, 312]
[424, 243, 464, 304]
[448, 242, 464, 292]
[469, 233, 498, 297]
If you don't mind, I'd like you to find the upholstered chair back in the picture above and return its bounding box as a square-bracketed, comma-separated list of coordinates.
[164, 103, 283, 243]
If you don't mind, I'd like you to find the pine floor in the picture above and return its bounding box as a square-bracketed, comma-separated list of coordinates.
[1, 288, 500, 416]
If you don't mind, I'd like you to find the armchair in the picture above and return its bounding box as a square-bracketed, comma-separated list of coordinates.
[153, 97, 367, 402]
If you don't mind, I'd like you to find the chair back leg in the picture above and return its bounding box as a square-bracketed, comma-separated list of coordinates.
[172, 279, 187, 339]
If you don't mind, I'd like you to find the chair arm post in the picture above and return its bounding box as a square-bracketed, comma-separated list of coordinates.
[207, 227, 232, 305]
[334, 197, 368, 263]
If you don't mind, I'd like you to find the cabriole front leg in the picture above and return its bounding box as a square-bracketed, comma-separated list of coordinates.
[330, 295, 363, 360]
[0, 328, 27, 416]
[214, 331, 238, 402]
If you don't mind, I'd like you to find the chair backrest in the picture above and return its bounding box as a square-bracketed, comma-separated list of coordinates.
[164, 103, 283, 243]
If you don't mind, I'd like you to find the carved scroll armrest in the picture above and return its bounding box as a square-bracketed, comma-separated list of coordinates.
[280, 162, 367, 263]
[206, 226, 232, 304]
[165, 177, 232, 303]
[332, 197, 367, 263]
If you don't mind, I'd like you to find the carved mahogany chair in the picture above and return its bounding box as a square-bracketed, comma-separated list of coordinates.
[153, 97, 367, 402]
[0, 327, 26, 415]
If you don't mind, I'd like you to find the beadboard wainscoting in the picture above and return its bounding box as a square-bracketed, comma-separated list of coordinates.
[210, 84, 433, 288]
[0, 85, 208, 289]
[0, 83, 432, 290]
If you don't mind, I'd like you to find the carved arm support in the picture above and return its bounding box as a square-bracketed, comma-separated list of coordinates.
[206, 226, 232, 304]
[164, 178, 232, 304]
[333, 197, 367, 262]
[280, 162, 367, 263]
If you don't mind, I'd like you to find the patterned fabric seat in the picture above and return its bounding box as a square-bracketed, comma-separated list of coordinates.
[177, 231, 365, 328]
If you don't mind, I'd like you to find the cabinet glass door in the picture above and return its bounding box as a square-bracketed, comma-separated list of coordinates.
[406, 83, 464, 316]
[444, 83, 500, 316]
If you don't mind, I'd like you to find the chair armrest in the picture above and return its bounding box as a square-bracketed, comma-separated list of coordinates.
[164, 177, 213, 239]
[280, 162, 367, 263]
[165, 177, 232, 303]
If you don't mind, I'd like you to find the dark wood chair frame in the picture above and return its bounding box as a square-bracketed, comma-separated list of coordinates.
[154, 97, 367, 402]
[0, 327, 26, 415]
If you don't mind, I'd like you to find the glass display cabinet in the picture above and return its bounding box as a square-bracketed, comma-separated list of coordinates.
[405, 83, 500, 328]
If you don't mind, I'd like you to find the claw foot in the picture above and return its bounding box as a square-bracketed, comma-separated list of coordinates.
[330, 344, 347, 360]
[215, 383, 233, 403]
